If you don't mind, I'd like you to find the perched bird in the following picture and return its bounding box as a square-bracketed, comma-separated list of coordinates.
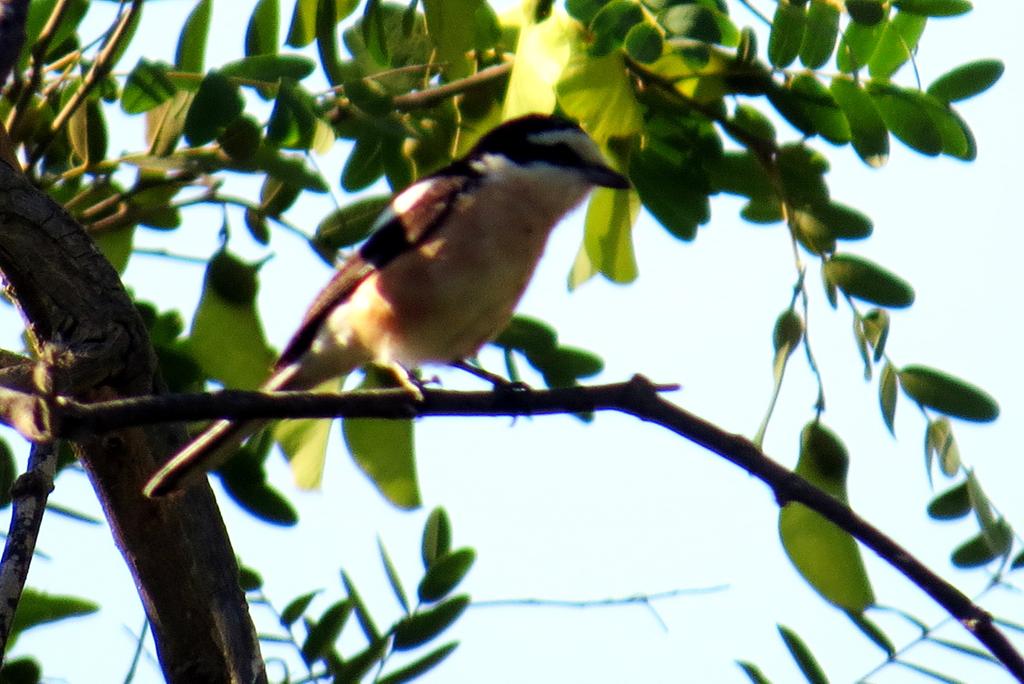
[144, 114, 630, 497]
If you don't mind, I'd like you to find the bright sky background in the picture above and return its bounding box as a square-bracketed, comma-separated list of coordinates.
[2, 1, 1023, 683]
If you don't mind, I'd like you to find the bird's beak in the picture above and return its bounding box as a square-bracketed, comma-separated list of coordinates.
[584, 163, 631, 189]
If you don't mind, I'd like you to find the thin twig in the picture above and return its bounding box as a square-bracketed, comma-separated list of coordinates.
[0, 442, 58, 659]
[28, 0, 143, 166]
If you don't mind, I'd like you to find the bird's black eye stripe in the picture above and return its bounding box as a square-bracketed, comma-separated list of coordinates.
[503, 142, 585, 170]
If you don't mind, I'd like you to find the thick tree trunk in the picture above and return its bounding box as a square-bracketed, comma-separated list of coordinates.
[0, 161, 265, 683]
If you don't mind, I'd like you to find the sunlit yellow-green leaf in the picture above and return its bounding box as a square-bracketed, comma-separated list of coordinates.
[898, 365, 999, 422]
[503, 9, 576, 118]
[556, 52, 642, 143]
[276, 378, 339, 490]
[342, 369, 420, 509]
[879, 361, 898, 435]
[570, 187, 640, 288]
[780, 424, 874, 612]
[778, 625, 831, 684]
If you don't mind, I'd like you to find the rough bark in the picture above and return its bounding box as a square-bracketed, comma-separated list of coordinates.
[0, 161, 265, 683]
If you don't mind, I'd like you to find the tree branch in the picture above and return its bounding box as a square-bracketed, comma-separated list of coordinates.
[0, 157, 264, 682]
[46, 376, 1024, 681]
[0, 442, 56, 658]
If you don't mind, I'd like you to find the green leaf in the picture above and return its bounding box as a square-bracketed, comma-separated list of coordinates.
[0, 657, 41, 684]
[925, 417, 960, 476]
[787, 74, 851, 144]
[250, 147, 329, 192]
[589, 1, 643, 56]
[342, 369, 420, 509]
[378, 642, 459, 684]
[176, 0, 213, 72]
[67, 99, 107, 167]
[422, 507, 452, 569]
[927, 481, 971, 520]
[286, 0, 319, 47]
[418, 549, 476, 603]
[868, 11, 926, 79]
[737, 661, 774, 684]
[861, 308, 889, 359]
[927, 59, 1004, 103]
[836, 15, 886, 72]
[778, 625, 830, 684]
[221, 116, 263, 161]
[951, 524, 1012, 568]
[830, 77, 888, 167]
[218, 435, 300, 526]
[379, 538, 410, 613]
[624, 23, 663, 63]
[800, 1, 840, 69]
[314, 195, 392, 253]
[280, 591, 320, 627]
[422, 0, 482, 76]
[341, 134, 385, 191]
[184, 71, 244, 146]
[266, 79, 318, 149]
[19, 0, 88, 72]
[823, 254, 915, 308]
[187, 252, 276, 389]
[220, 54, 316, 83]
[879, 361, 898, 435]
[707, 151, 773, 199]
[846, 1, 886, 25]
[768, 0, 806, 68]
[846, 611, 895, 656]
[275, 412, 333, 490]
[661, 4, 738, 46]
[96, 224, 136, 271]
[571, 186, 639, 287]
[10, 590, 98, 646]
[342, 571, 380, 642]
[867, 82, 942, 156]
[392, 595, 469, 650]
[628, 142, 710, 242]
[237, 562, 263, 591]
[893, 0, 972, 16]
[779, 423, 875, 612]
[301, 600, 352, 665]
[898, 365, 999, 422]
[246, 0, 279, 57]
[556, 52, 643, 143]
[567, 0, 612, 25]
[122, 59, 178, 114]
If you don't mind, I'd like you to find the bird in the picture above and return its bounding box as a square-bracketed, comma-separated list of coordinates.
[144, 113, 630, 497]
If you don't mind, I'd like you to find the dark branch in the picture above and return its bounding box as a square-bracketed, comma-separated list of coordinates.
[46, 376, 1024, 680]
[0, 442, 56, 658]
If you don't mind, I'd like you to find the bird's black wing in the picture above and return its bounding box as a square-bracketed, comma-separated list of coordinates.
[276, 174, 471, 367]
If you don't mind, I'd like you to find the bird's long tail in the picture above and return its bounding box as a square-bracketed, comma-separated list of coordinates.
[144, 364, 301, 498]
